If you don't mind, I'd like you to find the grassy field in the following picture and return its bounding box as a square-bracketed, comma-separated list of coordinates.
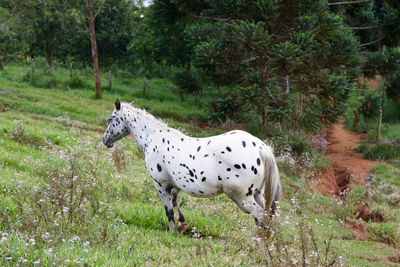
[1, 61, 400, 266]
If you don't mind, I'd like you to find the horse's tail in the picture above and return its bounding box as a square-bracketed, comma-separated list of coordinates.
[261, 146, 281, 217]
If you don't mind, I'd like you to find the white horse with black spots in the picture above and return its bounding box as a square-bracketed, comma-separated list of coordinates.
[103, 99, 281, 234]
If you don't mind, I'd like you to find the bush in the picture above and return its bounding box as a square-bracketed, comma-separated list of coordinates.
[368, 223, 400, 246]
[172, 70, 202, 95]
[359, 94, 381, 120]
[355, 139, 400, 162]
[22, 72, 60, 89]
[2, 138, 119, 247]
[68, 74, 88, 89]
[207, 94, 241, 125]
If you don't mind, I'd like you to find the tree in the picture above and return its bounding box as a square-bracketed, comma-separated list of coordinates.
[86, 0, 104, 98]
[174, 0, 360, 132]
[12, 0, 79, 71]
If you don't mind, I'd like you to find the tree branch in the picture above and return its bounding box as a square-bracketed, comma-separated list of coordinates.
[328, 0, 373, 6]
[94, 0, 106, 19]
[0, 0, 20, 25]
[349, 24, 383, 30]
[359, 37, 383, 47]
[191, 15, 231, 23]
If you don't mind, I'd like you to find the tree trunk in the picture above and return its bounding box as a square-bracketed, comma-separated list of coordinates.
[143, 76, 147, 95]
[87, 0, 102, 98]
[352, 111, 360, 129]
[277, 74, 289, 103]
[46, 47, 54, 72]
[0, 56, 4, 70]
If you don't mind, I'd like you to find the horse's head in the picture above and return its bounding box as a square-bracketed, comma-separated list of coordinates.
[102, 99, 135, 148]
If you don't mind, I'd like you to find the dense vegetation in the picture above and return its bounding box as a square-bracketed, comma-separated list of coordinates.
[1, 0, 400, 266]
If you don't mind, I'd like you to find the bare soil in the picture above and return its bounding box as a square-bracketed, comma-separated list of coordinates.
[312, 119, 380, 197]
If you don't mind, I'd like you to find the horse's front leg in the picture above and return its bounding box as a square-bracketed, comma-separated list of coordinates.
[171, 188, 189, 233]
[153, 181, 177, 232]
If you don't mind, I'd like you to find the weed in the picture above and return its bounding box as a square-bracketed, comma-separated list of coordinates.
[368, 223, 400, 246]
[111, 145, 129, 172]
[9, 120, 46, 149]
[3, 138, 120, 248]
[331, 189, 357, 223]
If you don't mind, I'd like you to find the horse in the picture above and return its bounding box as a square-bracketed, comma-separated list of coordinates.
[102, 99, 281, 233]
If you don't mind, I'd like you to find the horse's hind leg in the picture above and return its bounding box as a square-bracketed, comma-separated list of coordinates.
[154, 181, 177, 232]
[171, 188, 189, 233]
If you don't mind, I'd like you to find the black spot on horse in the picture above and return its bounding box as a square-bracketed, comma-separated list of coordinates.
[199, 190, 204, 194]
[234, 164, 241, 169]
[226, 146, 232, 152]
[246, 184, 254, 196]
[157, 164, 162, 172]
[218, 161, 222, 164]
[242, 163, 246, 169]
[242, 141, 246, 148]
[204, 154, 209, 157]
[257, 158, 261, 166]
[227, 168, 231, 172]
[207, 140, 211, 145]
[181, 138, 184, 142]
[202, 177, 206, 182]
[252, 142, 256, 147]
[218, 176, 222, 181]
[197, 146, 201, 152]
[253, 168, 258, 175]
[189, 170, 194, 177]
[190, 179, 194, 183]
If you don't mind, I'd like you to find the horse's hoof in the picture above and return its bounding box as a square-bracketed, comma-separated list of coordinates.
[179, 223, 189, 234]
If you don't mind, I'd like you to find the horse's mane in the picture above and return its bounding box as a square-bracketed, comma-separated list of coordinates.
[122, 102, 168, 128]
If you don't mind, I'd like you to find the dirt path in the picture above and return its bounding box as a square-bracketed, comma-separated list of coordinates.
[313, 119, 380, 196]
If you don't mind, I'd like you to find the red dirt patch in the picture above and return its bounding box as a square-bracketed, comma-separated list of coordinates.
[346, 221, 367, 241]
[312, 119, 380, 197]
[32, 117, 44, 122]
[354, 204, 385, 223]
[388, 255, 400, 264]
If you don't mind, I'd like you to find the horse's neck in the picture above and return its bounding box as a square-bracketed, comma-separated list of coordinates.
[125, 108, 168, 150]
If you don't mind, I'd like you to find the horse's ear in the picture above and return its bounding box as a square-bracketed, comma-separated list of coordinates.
[130, 99, 136, 106]
[115, 99, 121, 111]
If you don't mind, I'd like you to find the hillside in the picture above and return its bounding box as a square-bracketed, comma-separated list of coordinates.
[1, 62, 400, 266]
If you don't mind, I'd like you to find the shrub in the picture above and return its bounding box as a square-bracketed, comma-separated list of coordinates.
[9, 120, 46, 149]
[355, 139, 400, 162]
[3, 138, 120, 247]
[172, 70, 202, 95]
[368, 223, 400, 246]
[22, 72, 60, 89]
[359, 94, 381, 120]
[207, 94, 241, 125]
[68, 74, 88, 89]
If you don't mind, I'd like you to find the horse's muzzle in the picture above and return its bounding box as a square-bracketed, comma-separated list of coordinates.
[102, 137, 114, 148]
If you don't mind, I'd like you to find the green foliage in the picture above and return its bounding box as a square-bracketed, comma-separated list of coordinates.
[207, 94, 240, 125]
[368, 223, 400, 246]
[22, 72, 60, 89]
[68, 73, 88, 89]
[355, 140, 400, 162]
[172, 70, 202, 95]
[359, 94, 381, 120]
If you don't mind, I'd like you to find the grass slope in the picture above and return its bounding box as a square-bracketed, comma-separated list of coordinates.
[1, 62, 400, 266]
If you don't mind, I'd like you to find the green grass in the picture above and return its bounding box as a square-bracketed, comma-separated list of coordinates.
[1, 61, 400, 266]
